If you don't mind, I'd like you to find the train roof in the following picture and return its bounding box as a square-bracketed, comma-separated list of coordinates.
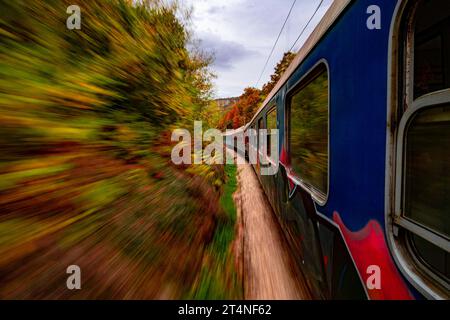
[245, 0, 352, 130]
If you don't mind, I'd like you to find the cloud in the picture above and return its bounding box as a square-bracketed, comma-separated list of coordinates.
[207, 5, 226, 15]
[198, 33, 260, 70]
[182, 0, 334, 97]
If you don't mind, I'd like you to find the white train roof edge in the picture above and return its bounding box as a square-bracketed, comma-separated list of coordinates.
[244, 0, 352, 131]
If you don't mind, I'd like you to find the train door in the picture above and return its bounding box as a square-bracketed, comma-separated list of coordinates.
[256, 117, 265, 183]
[387, 0, 450, 299]
[281, 62, 330, 298]
[265, 106, 278, 208]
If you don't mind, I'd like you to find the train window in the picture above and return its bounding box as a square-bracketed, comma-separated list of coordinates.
[404, 106, 450, 238]
[266, 107, 277, 157]
[393, 0, 450, 297]
[403, 105, 450, 281]
[288, 63, 328, 199]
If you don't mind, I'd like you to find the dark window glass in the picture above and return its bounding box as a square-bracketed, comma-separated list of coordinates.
[414, 35, 444, 98]
[404, 105, 450, 238]
[410, 234, 449, 281]
[289, 66, 328, 195]
[413, 0, 450, 99]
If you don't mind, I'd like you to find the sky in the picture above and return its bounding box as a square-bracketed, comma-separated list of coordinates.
[181, 0, 334, 98]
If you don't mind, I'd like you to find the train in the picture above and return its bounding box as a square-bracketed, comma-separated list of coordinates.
[225, 0, 449, 299]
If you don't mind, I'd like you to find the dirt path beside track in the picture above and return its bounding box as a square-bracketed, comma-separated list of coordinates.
[233, 161, 311, 300]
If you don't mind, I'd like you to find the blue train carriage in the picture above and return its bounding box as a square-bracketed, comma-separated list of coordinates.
[246, 0, 449, 299]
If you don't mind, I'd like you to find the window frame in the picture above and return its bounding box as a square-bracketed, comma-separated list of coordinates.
[387, 0, 450, 299]
[394, 91, 450, 286]
[284, 60, 330, 205]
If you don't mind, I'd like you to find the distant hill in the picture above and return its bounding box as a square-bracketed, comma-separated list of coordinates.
[215, 97, 239, 111]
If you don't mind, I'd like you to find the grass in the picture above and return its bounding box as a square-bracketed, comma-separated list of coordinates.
[212, 164, 237, 259]
[221, 165, 237, 222]
[192, 164, 243, 300]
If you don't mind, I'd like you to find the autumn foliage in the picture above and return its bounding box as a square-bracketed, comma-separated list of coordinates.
[219, 87, 262, 129]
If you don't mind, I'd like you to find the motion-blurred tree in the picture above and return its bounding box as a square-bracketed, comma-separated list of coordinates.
[0, 0, 240, 300]
[261, 51, 296, 98]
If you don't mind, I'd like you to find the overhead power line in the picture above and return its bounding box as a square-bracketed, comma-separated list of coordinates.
[288, 0, 324, 52]
[255, 0, 297, 88]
